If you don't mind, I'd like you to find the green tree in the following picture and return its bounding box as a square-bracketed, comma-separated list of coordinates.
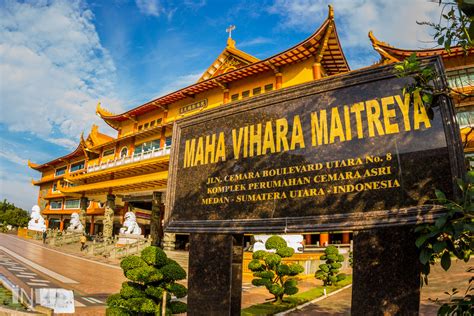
[419, 1, 473, 52]
[106, 246, 187, 315]
[248, 235, 304, 304]
[315, 245, 346, 286]
[394, 3, 474, 312]
[0, 200, 29, 228]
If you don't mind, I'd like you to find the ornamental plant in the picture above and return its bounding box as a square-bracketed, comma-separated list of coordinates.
[248, 235, 304, 304]
[315, 245, 346, 286]
[106, 246, 187, 315]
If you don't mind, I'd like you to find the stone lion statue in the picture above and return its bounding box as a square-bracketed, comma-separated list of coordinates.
[119, 211, 142, 235]
[67, 212, 84, 232]
[28, 205, 46, 231]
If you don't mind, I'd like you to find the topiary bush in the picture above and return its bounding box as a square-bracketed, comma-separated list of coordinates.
[315, 245, 346, 286]
[248, 235, 304, 303]
[106, 246, 187, 315]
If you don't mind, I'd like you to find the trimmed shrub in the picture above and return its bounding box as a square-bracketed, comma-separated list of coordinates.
[315, 245, 346, 286]
[248, 235, 304, 303]
[106, 246, 187, 315]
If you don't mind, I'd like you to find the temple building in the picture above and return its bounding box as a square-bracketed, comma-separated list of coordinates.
[28, 6, 473, 249]
[29, 6, 352, 248]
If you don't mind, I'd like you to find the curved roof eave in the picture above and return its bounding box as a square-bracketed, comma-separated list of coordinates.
[369, 31, 472, 63]
[28, 139, 86, 171]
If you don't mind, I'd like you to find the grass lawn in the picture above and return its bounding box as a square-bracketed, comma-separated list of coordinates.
[0, 285, 27, 311]
[241, 276, 352, 316]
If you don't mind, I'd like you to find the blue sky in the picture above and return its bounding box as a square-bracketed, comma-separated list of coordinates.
[0, 0, 444, 210]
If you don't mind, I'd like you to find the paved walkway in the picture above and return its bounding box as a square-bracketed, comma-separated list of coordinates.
[2, 233, 470, 315]
[288, 259, 472, 315]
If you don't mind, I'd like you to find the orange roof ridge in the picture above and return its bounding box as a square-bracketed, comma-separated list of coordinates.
[197, 38, 260, 82]
[28, 141, 85, 171]
[368, 31, 472, 63]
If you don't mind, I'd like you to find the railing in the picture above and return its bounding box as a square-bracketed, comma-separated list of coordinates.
[48, 231, 82, 247]
[85, 235, 151, 259]
[86, 146, 171, 174]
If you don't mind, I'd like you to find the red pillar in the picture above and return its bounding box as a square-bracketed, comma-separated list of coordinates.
[45, 218, 49, 229]
[59, 216, 64, 231]
[342, 232, 350, 244]
[223, 89, 230, 104]
[275, 73, 282, 89]
[319, 233, 329, 246]
[304, 234, 312, 245]
[89, 216, 95, 235]
[312, 62, 321, 80]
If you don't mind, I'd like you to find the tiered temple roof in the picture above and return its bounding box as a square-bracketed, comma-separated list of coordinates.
[96, 5, 350, 130]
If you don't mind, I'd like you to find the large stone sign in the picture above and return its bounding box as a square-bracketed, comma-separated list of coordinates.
[165, 57, 464, 234]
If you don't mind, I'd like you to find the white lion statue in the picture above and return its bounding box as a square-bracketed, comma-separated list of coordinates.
[67, 212, 84, 232]
[28, 205, 46, 232]
[119, 211, 142, 235]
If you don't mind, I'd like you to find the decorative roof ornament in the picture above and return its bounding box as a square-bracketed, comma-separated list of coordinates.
[226, 25, 236, 48]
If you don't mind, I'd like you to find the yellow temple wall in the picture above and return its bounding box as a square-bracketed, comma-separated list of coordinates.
[41, 168, 55, 180]
[166, 87, 223, 123]
[228, 71, 275, 101]
[137, 109, 164, 125]
[282, 58, 314, 88]
[120, 122, 135, 136]
[136, 133, 161, 145]
[444, 55, 474, 70]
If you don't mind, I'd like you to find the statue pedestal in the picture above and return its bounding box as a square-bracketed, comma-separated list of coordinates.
[116, 234, 145, 246]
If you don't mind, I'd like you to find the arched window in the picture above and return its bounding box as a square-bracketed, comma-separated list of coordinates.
[120, 147, 128, 158]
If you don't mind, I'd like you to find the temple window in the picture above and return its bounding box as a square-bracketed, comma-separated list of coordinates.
[65, 199, 80, 209]
[446, 67, 474, 89]
[253, 87, 261, 95]
[120, 147, 129, 158]
[264, 84, 274, 92]
[150, 120, 155, 127]
[231, 93, 239, 101]
[52, 183, 58, 192]
[134, 140, 161, 156]
[50, 200, 63, 210]
[70, 160, 85, 172]
[138, 125, 143, 131]
[242, 90, 250, 98]
[102, 148, 115, 157]
[456, 110, 474, 128]
[166, 137, 172, 147]
[144, 123, 149, 129]
[55, 166, 67, 177]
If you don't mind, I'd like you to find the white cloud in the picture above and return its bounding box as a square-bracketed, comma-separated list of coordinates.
[154, 72, 203, 98]
[135, 0, 164, 17]
[183, 0, 207, 10]
[239, 37, 274, 48]
[0, 0, 123, 144]
[0, 166, 37, 211]
[269, 0, 444, 67]
[0, 149, 27, 166]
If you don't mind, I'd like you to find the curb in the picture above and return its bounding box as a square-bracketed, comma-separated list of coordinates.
[275, 284, 352, 316]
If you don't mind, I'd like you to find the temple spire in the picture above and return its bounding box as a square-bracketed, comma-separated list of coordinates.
[226, 25, 236, 48]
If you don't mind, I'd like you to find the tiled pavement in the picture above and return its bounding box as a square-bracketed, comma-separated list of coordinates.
[0, 249, 108, 308]
[1, 233, 471, 315]
[287, 259, 472, 315]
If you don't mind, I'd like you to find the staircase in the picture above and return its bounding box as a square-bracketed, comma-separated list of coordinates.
[165, 250, 189, 270]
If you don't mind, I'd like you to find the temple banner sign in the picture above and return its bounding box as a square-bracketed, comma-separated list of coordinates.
[165, 57, 464, 233]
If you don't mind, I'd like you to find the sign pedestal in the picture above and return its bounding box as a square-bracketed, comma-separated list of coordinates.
[187, 233, 243, 316]
[352, 225, 420, 315]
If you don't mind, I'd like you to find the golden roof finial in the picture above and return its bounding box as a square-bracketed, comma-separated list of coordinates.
[328, 4, 334, 20]
[226, 25, 236, 48]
